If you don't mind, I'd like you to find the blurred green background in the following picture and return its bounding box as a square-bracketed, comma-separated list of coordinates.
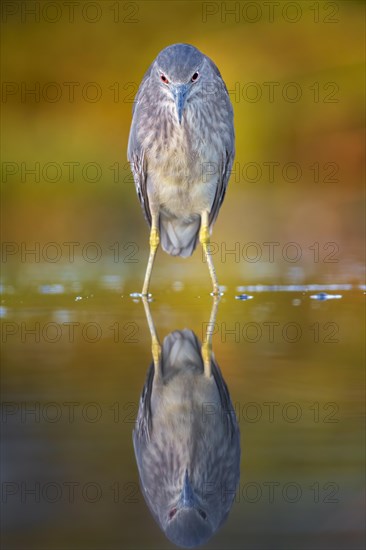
[1, 0, 364, 290]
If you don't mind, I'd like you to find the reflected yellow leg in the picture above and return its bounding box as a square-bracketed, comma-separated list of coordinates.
[142, 217, 160, 296]
[141, 296, 162, 377]
[201, 295, 220, 377]
[200, 211, 219, 296]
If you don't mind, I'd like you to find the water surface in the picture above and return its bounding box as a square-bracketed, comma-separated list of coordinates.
[1, 280, 364, 549]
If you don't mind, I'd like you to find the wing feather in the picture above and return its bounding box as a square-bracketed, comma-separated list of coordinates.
[209, 148, 234, 227]
[204, 57, 235, 227]
[127, 65, 153, 226]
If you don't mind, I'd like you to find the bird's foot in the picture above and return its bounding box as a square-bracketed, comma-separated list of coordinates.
[130, 292, 152, 300]
[210, 286, 221, 296]
[140, 292, 153, 302]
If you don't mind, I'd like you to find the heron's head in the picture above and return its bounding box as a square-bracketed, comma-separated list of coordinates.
[154, 43, 207, 125]
[161, 470, 214, 548]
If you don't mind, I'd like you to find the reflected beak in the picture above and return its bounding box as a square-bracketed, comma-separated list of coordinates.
[180, 470, 196, 508]
[172, 84, 188, 125]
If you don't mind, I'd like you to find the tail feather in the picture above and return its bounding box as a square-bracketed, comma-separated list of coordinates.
[159, 216, 200, 257]
[162, 330, 203, 373]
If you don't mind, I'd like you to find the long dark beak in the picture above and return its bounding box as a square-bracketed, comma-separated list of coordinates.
[180, 470, 196, 508]
[172, 84, 188, 125]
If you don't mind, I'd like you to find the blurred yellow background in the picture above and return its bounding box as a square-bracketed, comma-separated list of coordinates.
[1, 4, 365, 549]
[1, 0, 364, 289]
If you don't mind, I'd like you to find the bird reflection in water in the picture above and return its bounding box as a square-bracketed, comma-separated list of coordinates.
[133, 297, 240, 548]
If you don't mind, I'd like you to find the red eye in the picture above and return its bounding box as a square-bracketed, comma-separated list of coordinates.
[191, 72, 199, 82]
[169, 508, 177, 520]
[161, 74, 169, 84]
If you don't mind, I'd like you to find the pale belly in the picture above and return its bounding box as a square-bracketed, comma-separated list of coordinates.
[151, 371, 222, 441]
[146, 144, 220, 219]
[157, 177, 217, 219]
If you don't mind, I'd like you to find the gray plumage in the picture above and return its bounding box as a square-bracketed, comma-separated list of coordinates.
[128, 43, 235, 257]
[133, 330, 240, 548]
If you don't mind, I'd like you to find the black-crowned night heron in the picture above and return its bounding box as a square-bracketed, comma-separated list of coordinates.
[128, 43, 235, 295]
[133, 298, 240, 548]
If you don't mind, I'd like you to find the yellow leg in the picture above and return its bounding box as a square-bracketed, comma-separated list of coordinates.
[201, 341, 211, 377]
[142, 219, 160, 296]
[200, 211, 220, 296]
[152, 337, 161, 371]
